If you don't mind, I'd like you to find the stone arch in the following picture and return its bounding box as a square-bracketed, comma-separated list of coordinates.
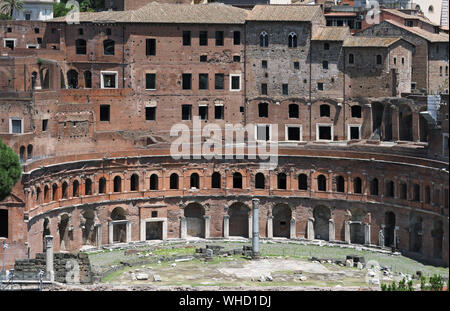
[409, 213, 423, 253]
[255, 172, 265, 189]
[399, 104, 413, 141]
[288, 32, 297, 48]
[432, 219, 444, 259]
[260, 31, 268, 47]
[81, 208, 97, 246]
[384, 211, 396, 247]
[44, 184, 50, 203]
[385, 180, 395, 197]
[228, 202, 249, 237]
[184, 202, 205, 238]
[313, 205, 331, 241]
[272, 204, 291, 238]
[36, 186, 41, 203]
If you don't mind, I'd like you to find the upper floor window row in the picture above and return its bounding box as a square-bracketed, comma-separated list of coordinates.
[183, 30, 241, 46]
[259, 31, 298, 48]
[75, 39, 115, 56]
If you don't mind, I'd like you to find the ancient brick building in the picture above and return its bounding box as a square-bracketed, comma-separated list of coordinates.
[0, 2, 448, 269]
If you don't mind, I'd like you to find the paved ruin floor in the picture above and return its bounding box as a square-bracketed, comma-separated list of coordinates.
[85, 240, 448, 290]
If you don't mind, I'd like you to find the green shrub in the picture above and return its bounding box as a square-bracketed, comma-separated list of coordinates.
[0, 138, 22, 201]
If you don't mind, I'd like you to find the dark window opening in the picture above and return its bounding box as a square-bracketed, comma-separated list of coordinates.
[151, 211, 158, 218]
[324, 42, 330, 50]
[233, 55, 241, 62]
[376, 54, 382, 65]
[75, 39, 86, 54]
[85, 179, 92, 195]
[199, 73, 208, 90]
[0, 210, 8, 238]
[289, 104, 299, 118]
[261, 83, 267, 95]
[113, 176, 121, 192]
[277, 173, 287, 189]
[317, 82, 324, 91]
[146, 73, 156, 90]
[130, 174, 139, 191]
[150, 174, 158, 190]
[350, 126, 360, 140]
[182, 73, 192, 90]
[288, 33, 297, 48]
[84, 71, 92, 88]
[215, 31, 224, 46]
[336, 176, 345, 192]
[106, 28, 112, 35]
[200, 55, 207, 62]
[183, 31, 191, 46]
[260, 32, 268, 47]
[323, 60, 328, 70]
[298, 174, 307, 190]
[320, 104, 330, 117]
[262, 60, 267, 68]
[99, 178, 106, 194]
[351, 105, 362, 118]
[199, 106, 208, 120]
[319, 126, 332, 140]
[215, 105, 224, 120]
[212, 172, 221, 188]
[182, 105, 192, 120]
[100, 105, 110, 122]
[190, 173, 199, 189]
[294, 62, 300, 70]
[146, 38, 156, 56]
[353, 177, 362, 194]
[233, 31, 241, 45]
[199, 31, 208, 46]
[215, 74, 224, 90]
[170, 174, 179, 189]
[233, 173, 242, 189]
[73, 180, 79, 197]
[400, 183, 407, 200]
[370, 178, 379, 195]
[145, 107, 156, 121]
[318, 175, 327, 191]
[103, 39, 115, 55]
[255, 173, 265, 189]
[34, 27, 39, 34]
[258, 102, 268, 118]
[287, 127, 300, 141]
[413, 184, 420, 201]
[231, 75, 240, 90]
[78, 28, 83, 35]
[42, 119, 48, 132]
[282, 84, 289, 95]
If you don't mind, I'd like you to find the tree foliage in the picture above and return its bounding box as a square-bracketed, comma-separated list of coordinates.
[0, 0, 24, 17]
[53, 0, 105, 17]
[0, 139, 22, 201]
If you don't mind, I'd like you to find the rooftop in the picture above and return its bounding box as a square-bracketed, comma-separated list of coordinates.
[246, 4, 323, 22]
[343, 36, 403, 47]
[383, 20, 449, 43]
[312, 26, 350, 41]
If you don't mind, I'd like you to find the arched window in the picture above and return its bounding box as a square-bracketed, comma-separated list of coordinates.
[351, 106, 362, 118]
[31, 71, 37, 89]
[260, 31, 268, 47]
[233, 172, 242, 189]
[52, 183, 58, 201]
[348, 53, 354, 64]
[113, 176, 121, 192]
[288, 32, 297, 48]
[73, 180, 79, 197]
[353, 177, 362, 194]
[36, 187, 41, 203]
[298, 174, 307, 190]
[84, 71, 92, 88]
[75, 39, 86, 55]
[67, 69, 78, 89]
[370, 178, 379, 196]
[85, 178, 92, 195]
[289, 104, 299, 118]
[170, 173, 179, 189]
[320, 104, 330, 117]
[150, 174, 158, 190]
[255, 173, 265, 189]
[277, 173, 287, 190]
[103, 39, 115, 55]
[258, 102, 268, 118]
[386, 180, 395, 197]
[130, 174, 139, 191]
[318, 175, 327, 191]
[211, 172, 221, 189]
[44, 185, 50, 203]
[428, 5, 433, 13]
[19, 146, 25, 163]
[190, 173, 199, 189]
[400, 182, 407, 200]
[413, 184, 420, 201]
[62, 182, 68, 199]
[27, 144, 33, 160]
[425, 186, 431, 204]
[98, 177, 106, 194]
[336, 176, 345, 193]
[376, 54, 382, 65]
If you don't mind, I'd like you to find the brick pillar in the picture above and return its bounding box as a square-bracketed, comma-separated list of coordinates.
[412, 110, 420, 142]
[391, 105, 399, 141]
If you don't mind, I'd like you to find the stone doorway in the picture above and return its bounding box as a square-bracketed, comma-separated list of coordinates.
[228, 202, 249, 237]
[184, 203, 205, 238]
[58, 214, 70, 251]
[313, 206, 330, 241]
[146, 222, 162, 240]
[432, 219, 443, 259]
[272, 204, 291, 238]
[82, 209, 97, 246]
[409, 214, 423, 253]
[111, 207, 127, 243]
[384, 211, 396, 247]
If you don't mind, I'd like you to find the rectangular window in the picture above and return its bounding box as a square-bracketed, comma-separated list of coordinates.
[256, 125, 270, 141]
[294, 62, 300, 70]
[262, 60, 267, 69]
[42, 119, 48, 132]
[34, 28, 39, 34]
[349, 126, 360, 140]
[230, 74, 241, 91]
[233, 31, 241, 45]
[7, 27, 12, 33]
[199, 106, 208, 120]
[0, 209, 7, 238]
[199, 73, 209, 90]
[282, 84, 289, 95]
[182, 105, 192, 120]
[286, 126, 301, 141]
[4, 39, 15, 50]
[25, 13, 31, 20]
[182, 73, 192, 90]
[317, 82, 324, 91]
[323, 60, 328, 70]
[215, 105, 224, 120]
[215, 73, 224, 90]
[146, 38, 156, 56]
[200, 55, 207, 62]
[233, 55, 241, 62]
[145, 73, 156, 90]
[182, 31, 191, 46]
[199, 31, 208, 46]
[101, 72, 117, 88]
[261, 83, 267, 95]
[10, 119, 22, 134]
[100, 105, 110, 122]
[145, 107, 156, 120]
[318, 125, 332, 140]
[215, 31, 224, 46]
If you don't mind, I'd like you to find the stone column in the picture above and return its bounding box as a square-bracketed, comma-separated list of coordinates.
[180, 216, 187, 239]
[223, 215, 229, 238]
[329, 219, 335, 242]
[290, 218, 296, 239]
[394, 226, 399, 248]
[162, 219, 168, 240]
[345, 221, 351, 244]
[267, 216, 273, 239]
[96, 224, 102, 247]
[126, 221, 131, 243]
[252, 198, 260, 257]
[248, 215, 253, 238]
[307, 218, 314, 240]
[108, 222, 113, 244]
[45, 235, 54, 282]
[364, 223, 371, 245]
[379, 225, 385, 247]
[204, 216, 210, 239]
